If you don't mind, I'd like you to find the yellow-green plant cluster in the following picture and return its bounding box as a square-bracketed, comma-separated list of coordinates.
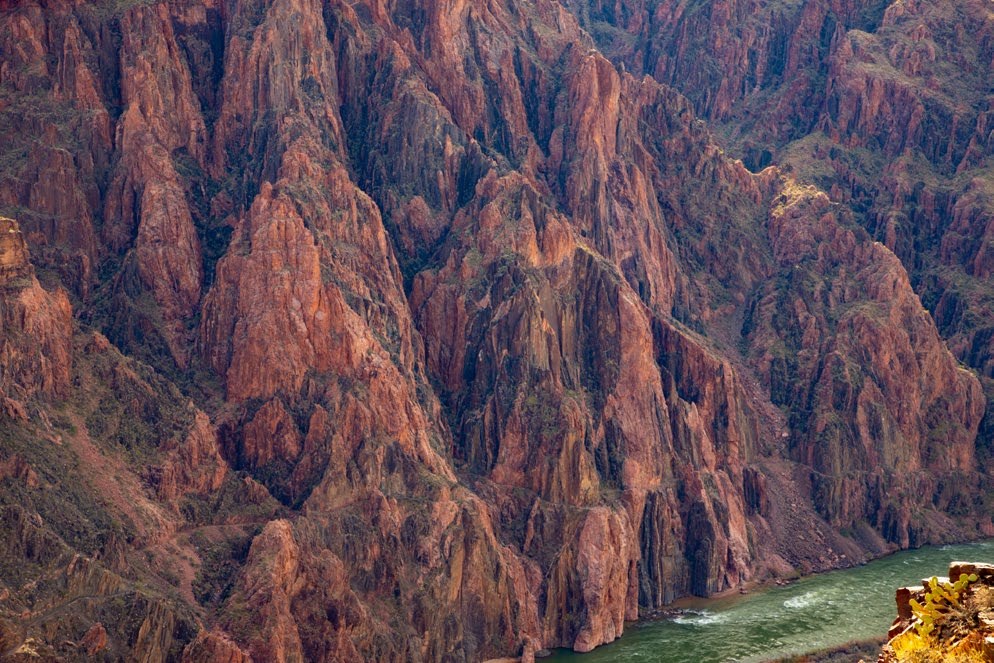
[910, 573, 979, 638]
[883, 573, 987, 663]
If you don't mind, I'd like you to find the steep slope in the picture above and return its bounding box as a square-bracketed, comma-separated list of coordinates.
[0, 215, 256, 661]
[0, 0, 989, 660]
[569, 0, 994, 456]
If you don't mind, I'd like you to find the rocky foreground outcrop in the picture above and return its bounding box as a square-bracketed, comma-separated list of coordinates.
[0, 0, 991, 660]
[880, 562, 994, 662]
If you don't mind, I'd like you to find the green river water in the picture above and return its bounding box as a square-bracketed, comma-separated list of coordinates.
[547, 538, 994, 663]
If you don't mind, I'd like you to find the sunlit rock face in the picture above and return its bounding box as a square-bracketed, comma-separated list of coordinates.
[0, 216, 71, 403]
[0, 0, 989, 659]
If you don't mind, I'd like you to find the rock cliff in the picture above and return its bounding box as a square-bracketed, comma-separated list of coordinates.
[0, 0, 990, 660]
[573, 0, 994, 466]
[0, 217, 71, 405]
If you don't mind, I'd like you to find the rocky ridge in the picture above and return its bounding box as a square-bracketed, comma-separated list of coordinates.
[572, 0, 994, 459]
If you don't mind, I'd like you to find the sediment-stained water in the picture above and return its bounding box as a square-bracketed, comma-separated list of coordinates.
[547, 538, 994, 663]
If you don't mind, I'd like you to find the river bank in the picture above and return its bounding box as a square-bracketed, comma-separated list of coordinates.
[545, 539, 994, 663]
[770, 638, 885, 662]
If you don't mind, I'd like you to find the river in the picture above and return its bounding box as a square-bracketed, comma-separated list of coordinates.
[546, 538, 994, 663]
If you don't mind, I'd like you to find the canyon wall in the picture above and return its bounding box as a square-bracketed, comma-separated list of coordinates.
[573, 0, 994, 453]
[0, 0, 990, 660]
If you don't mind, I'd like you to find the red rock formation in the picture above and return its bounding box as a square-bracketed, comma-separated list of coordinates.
[746, 181, 985, 543]
[182, 630, 251, 663]
[0, 0, 989, 660]
[80, 623, 107, 656]
[155, 410, 227, 503]
[0, 217, 71, 402]
[0, 2, 109, 297]
[102, 3, 206, 367]
[0, 453, 40, 489]
[584, 0, 994, 449]
[224, 520, 306, 661]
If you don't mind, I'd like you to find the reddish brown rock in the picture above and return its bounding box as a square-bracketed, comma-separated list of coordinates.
[565, 508, 632, 652]
[0, 2, 111, 298]
[583, 0, 994, 457]
[241, 399, 301, 470]
[155, 411, 227, 503]
[0, 454, 39, 489]
[80, 623, 107, 656]
[182, 630, 251, 663]
[950, 562, 994, 583]
[745, 180, 984, 540]
[223, 520, 306, 662]
[101, 3, 206, 367]
[200, 182, 348, 403]
[0, 218, 32, 284]
[0, 218, 72, 401]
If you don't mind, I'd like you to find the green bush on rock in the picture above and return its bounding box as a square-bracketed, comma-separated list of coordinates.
[910, 573, 979, 638]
